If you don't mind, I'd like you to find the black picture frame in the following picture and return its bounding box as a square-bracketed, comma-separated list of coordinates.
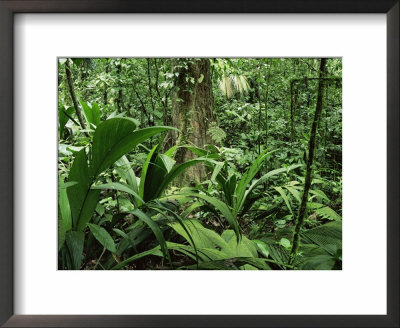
[0, 1, 398, 327]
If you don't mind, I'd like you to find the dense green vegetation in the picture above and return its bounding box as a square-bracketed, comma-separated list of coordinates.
[58, 58, 342, 270]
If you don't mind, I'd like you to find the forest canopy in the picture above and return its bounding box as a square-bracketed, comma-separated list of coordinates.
[58, 57, 342, 270]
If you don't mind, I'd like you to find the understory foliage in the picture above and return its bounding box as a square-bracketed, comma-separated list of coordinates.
[58, 58, 342, 270]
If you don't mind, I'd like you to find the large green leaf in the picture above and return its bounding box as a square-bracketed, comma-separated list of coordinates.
[149, 201, 200, 265]
[179, 192, 240, 242]
[91, 103, 101, 127]
[253, 239, 270, 258]
[274, 186, 293, 214]
[153, 158, 216, 200]
[115, 224, 152, 257]
[58, 105, 75, 138]
[59, 181, 78, 189]
[139, 144, 166, 203]
[90, 118, 176, 178]
[88, 223, 117, 253]
[65, 231, 85, 270]
[65, 119, 171, 232]
[163, 145, 177, 158]
[59, 186, 72, 231]
[220, 230, 261, 270]
[169, 219, 228, 250]
[314, 206, 341, 221]
[221, 230, 257, 258]
[295, 222, 342, 270]
[159, 154, 176, 173]
[233, 149, 276, 215]
[111, 221, 271, 270]
[111, 242, 196, 270]
[115, 155, 138, 194]
[130, 209, 171, 265]
[80, 100, 101, 127]
[58, 217, 66, 251]
[140, 143, 215, 203]
[222, 174, 237, 207]
[67, 149, 100, 231]
[309, 189, 330, 202]
[264, 243, 290, 268]
[92, 182, 144, 206]
[285, 185, 301, 203]
[58, 184, 71, 249]
[301, 221, 342, 254]
[237, 164, 302, 216]
[181, 201, 205, 218]
[298, 254, 336, 270]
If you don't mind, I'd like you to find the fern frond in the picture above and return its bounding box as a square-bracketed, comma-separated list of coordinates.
[315, 206, 341, 221]
[219, 76, 233, 98]
[301, 221, 342, 255]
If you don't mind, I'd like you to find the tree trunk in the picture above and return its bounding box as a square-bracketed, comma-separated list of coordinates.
[65, 60, 89, 137]
[170, 58, 217, 184]
[290, 80, 295, 141]
[264, 59, 271, 176]
[289, 58, 327, 265]
[103, 60, 110, 105]
[116, 60, 123, 112]
[264, 59, 271, 150]
[256, 61, 262, 154]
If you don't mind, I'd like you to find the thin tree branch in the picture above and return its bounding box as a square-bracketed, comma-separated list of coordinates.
[65, 60, 89, 137]
[289, 58, 328, 266]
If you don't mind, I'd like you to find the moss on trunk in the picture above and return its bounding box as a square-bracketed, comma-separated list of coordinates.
[170, 58, 217, 184]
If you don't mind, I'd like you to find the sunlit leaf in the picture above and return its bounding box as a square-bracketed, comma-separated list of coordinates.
[90, 118, 176, 178]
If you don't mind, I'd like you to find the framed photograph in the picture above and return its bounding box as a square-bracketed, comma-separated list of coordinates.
[1, 1, 398, 327]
